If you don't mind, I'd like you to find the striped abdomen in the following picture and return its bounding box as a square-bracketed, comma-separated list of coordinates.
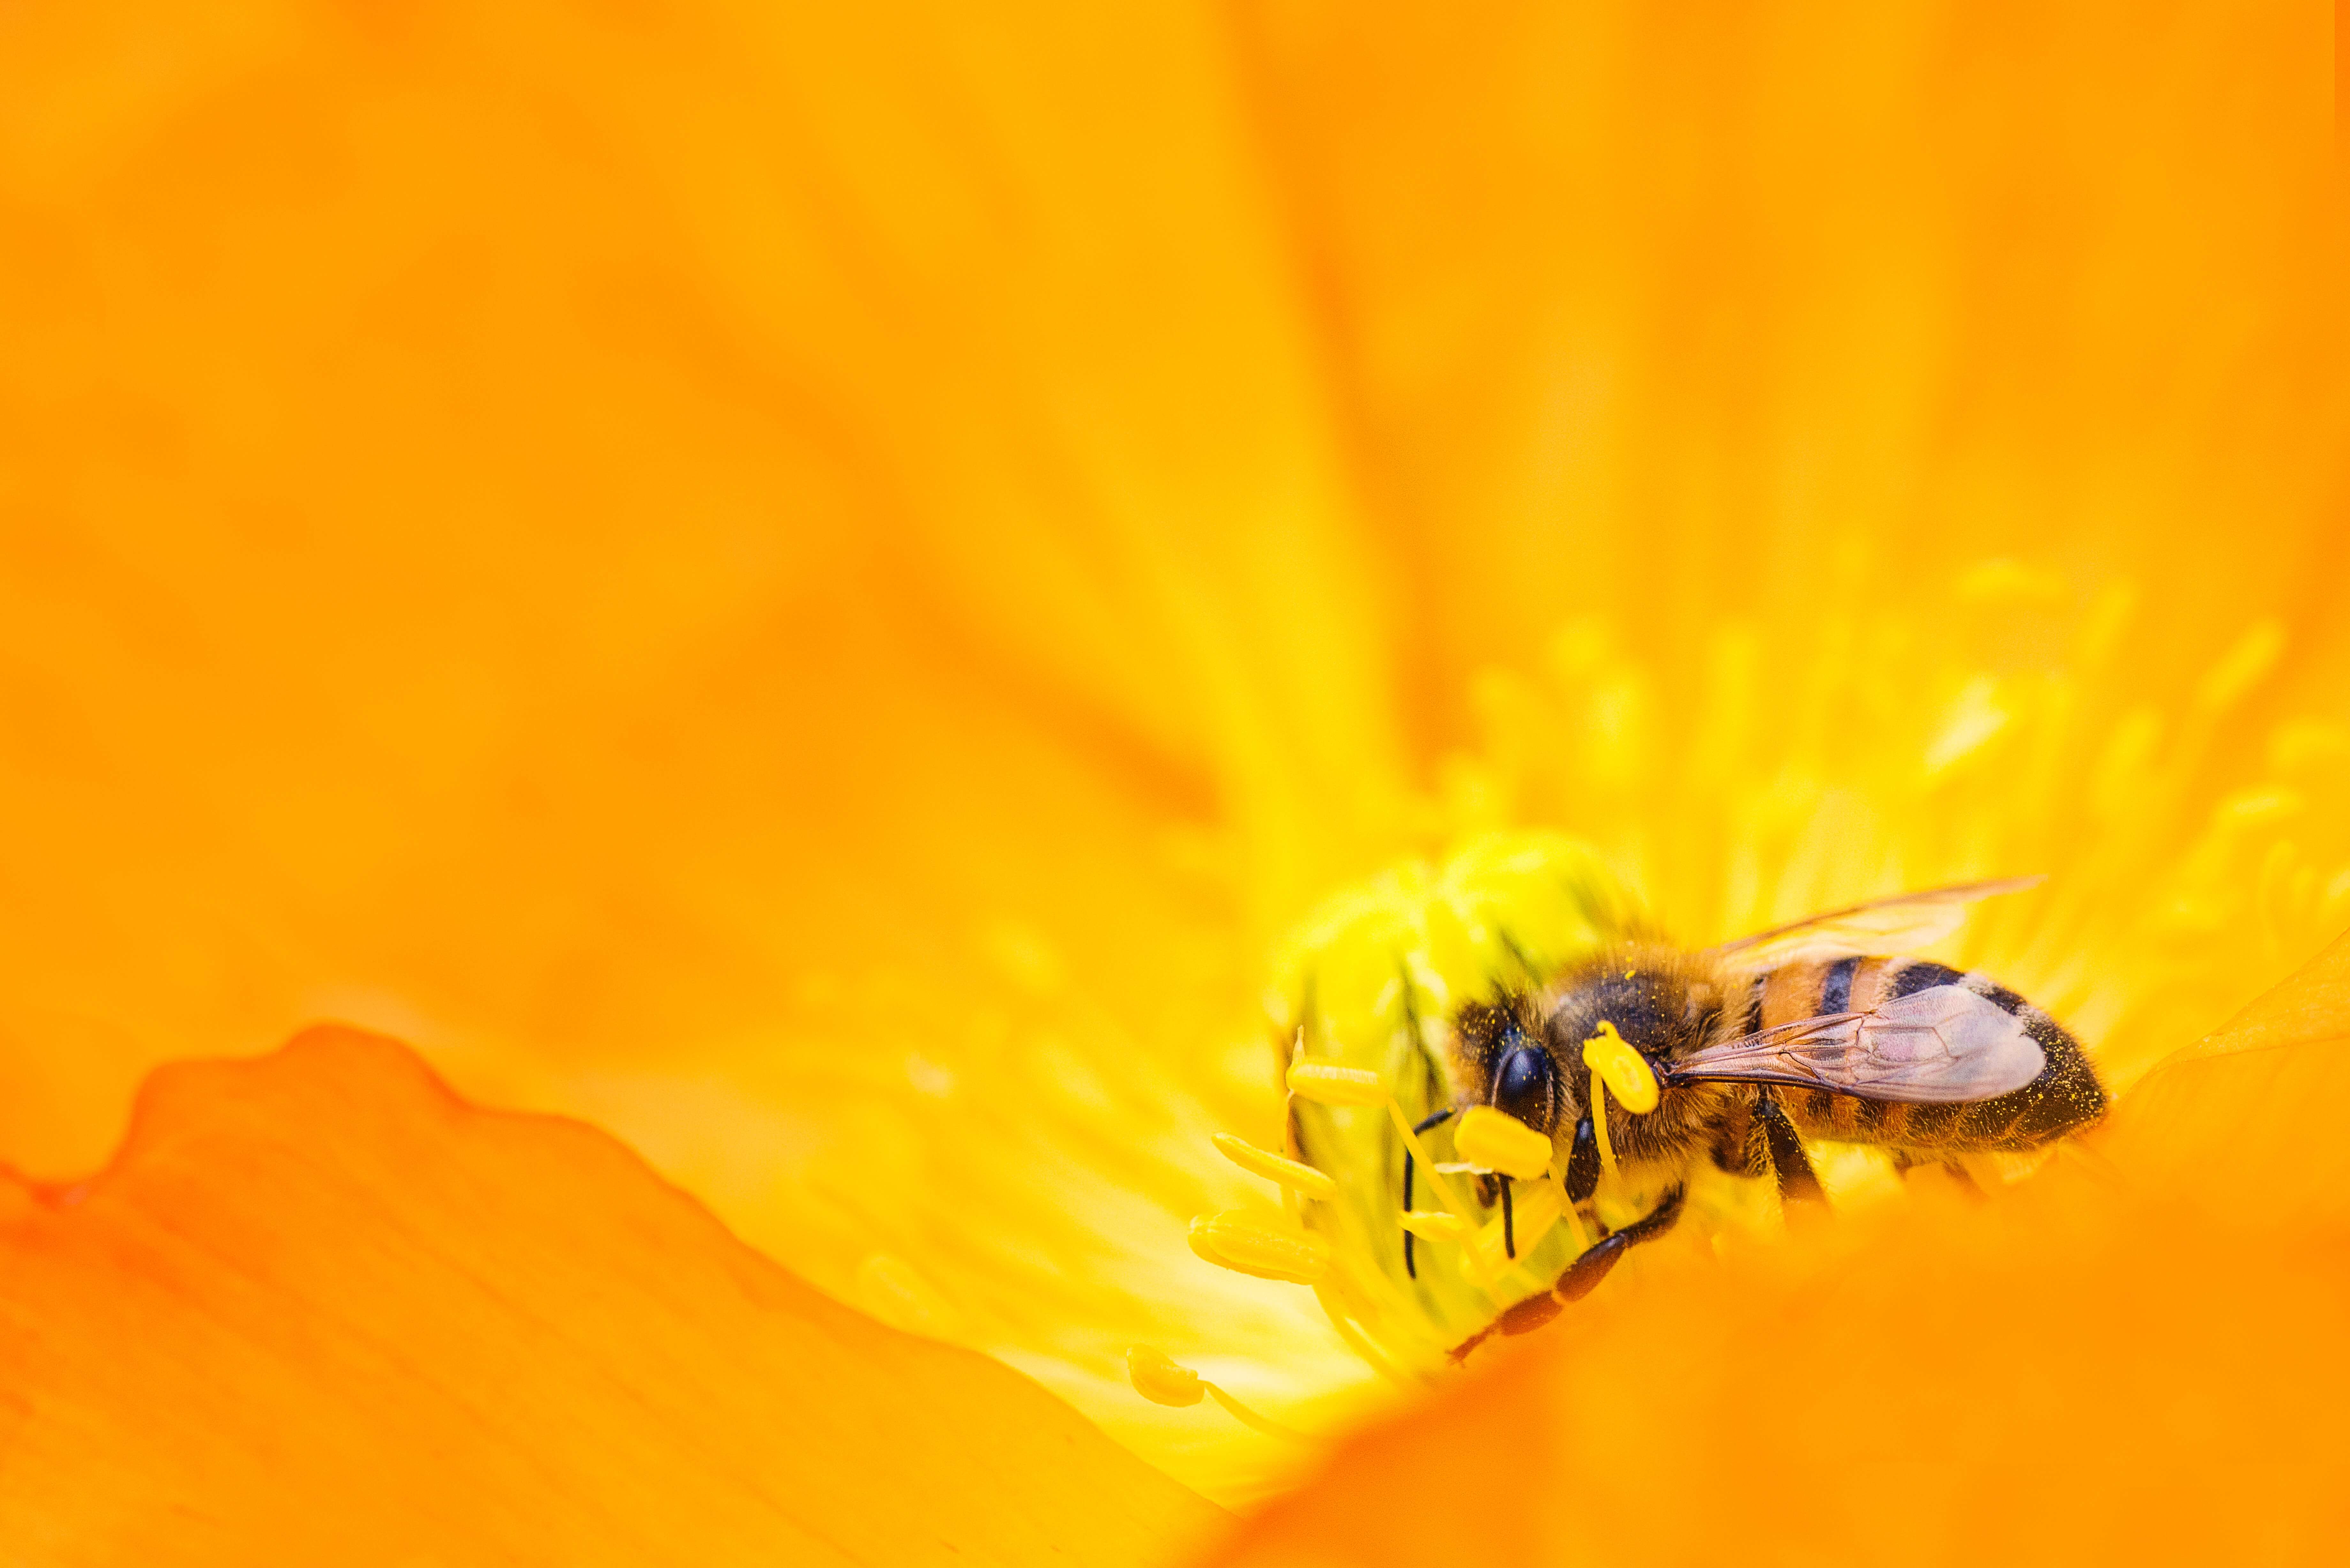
[1748, 957, 2106, 1153]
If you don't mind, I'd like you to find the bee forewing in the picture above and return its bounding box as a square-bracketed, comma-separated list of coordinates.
[1671, 985, 2046, 1104]
[1709, 876, 2044, 971]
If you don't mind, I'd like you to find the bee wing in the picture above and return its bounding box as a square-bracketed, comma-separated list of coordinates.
[1708, 876, 2043, 973]
[1668, 985, 2046, 1104]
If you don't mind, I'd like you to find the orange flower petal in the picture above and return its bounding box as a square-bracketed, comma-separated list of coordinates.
[0, 9, 1406, 1467]
[1233, 3, 2346, 710]
[2099, 928, 2350, 1227]
[1201, 938, 2350, 1565]
[0, 1025, 1219, 1562]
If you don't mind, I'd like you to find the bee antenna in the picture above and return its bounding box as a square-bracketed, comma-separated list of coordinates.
[1401, 1107, 1456, 1278]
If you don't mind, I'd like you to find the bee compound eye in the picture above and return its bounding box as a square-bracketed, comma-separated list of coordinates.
[1491, 1047, 1557, 1134]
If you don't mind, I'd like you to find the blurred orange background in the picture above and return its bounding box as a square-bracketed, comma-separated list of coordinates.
[3, 6, 2347, 1551]
[7, 0, 2339, 1177]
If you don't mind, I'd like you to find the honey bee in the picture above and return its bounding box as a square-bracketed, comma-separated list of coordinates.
[1428, 878, 2106, 1359]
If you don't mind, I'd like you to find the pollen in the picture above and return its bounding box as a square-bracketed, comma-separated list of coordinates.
[1582, 1020, 1660, 1113]
[1188, 1210, 1331, 1284]
[1453, 1105, 1554, 1180]
[1212, 1133, 1337, 1199]
[1125, 1345, 1206, 1407]
[1284, 1061, 1387, 1106]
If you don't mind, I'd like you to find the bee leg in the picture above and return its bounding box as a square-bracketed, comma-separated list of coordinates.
[1554, 1180, 1684, 1300]
[1754, 1088, 1825, 1205]
[1500, 1176, 1515, 1259]
[1710, 1108, 1768, 1177]
[1401, 1108, 1456, 1279]
[1890, 1150, 1985, 1198]
[1447, 1184, 1685, 1363]
[1564, 1113, 1602, 1203]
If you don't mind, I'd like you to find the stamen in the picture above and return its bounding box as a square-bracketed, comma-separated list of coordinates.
[1589, 1074, 1617, 1176]
[1558, 1194, 1592, 1254]
[1285, 1061, 1388, 1106]
[1372, 1105, 1494, 1288]
[1127, 1346, 1309, 1440]
[1311, 1291, 1415, 1388]
[1203, 1383, 1308, 1441]
[1581, 1020, 1660, 1112]
[1314, 1265, 1383, 1332]
[1472, 1181, 1561, 1274]
[1399, 1210, 1474, 1243]
[1453, 1105, 1554, 1180]
[1212, 1132, 1337, 1199]
[1187, 1210, 1330, 1284]
[1378, 1098, 1501, 1291]
[1281, 1046, 1506, 1292]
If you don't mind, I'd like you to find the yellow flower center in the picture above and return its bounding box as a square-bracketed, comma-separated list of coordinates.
[1135, 594, 2350, 1483]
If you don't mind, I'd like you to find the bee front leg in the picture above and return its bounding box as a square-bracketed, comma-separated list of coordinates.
[1447, 1184, 1685, 1363]
[1564, 1113, 1602, 1203]
[1753, 1087, 1824, 1205]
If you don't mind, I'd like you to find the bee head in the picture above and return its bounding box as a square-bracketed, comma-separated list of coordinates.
[1455, 997, 1563, 1135]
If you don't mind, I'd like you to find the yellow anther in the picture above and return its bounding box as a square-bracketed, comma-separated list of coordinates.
[1454, 1105, 1554, 1180]
[1581, 1020, 1660, 1113]
[1285, 1060, 1388, 1106]
[1211, 1132, 1337, 1199]
[1126, 1345, 1206, 1407]
[1399, 1209, 1474, 1243]
[1188, 1210, 1331, 1284]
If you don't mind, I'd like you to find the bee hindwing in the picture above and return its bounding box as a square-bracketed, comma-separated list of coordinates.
[1670, 985, 2046, 1104]
[1709, 877, 2043, 972]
